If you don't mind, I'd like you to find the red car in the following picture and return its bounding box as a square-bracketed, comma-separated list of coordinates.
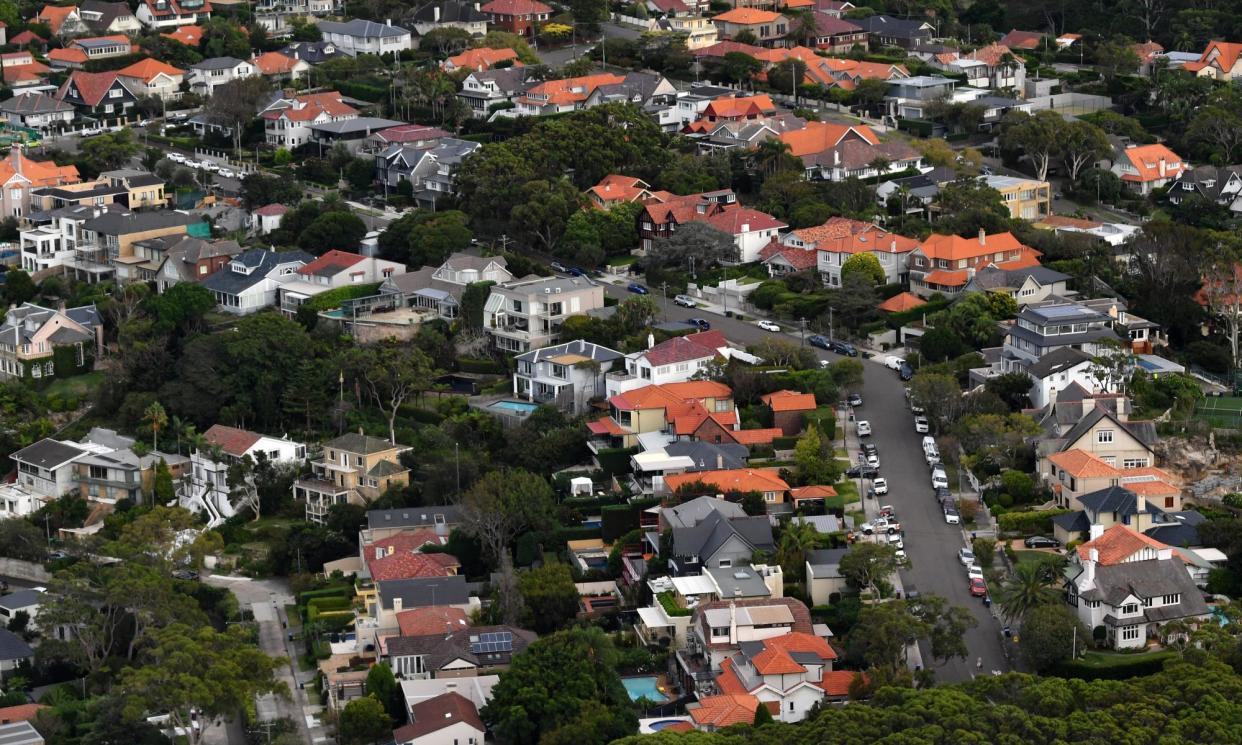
[970, 578, 987, 597]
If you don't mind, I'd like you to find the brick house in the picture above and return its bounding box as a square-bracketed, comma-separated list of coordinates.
[761, 390, 816, 436]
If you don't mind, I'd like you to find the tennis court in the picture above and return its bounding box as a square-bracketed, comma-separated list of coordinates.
[1195, 396, 1242, 428]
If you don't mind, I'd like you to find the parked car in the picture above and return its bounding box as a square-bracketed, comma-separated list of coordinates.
[967, 565, 984, 580]
[931, 471, 949, 490]
[866, 453, 879, 468]
[970, 577, 987, 597]
[883, 355, 905, 370]
[1024, 536, 1062, 549]
[686, 318, 711, 330]
[830, 340, 858, 356]
[757, 319, 781, 332]
[807, 334, 830, 350]
[944, 509, 960, 525]
[958, 548, 975, 566]
[167, 152, 186, 164]
[569, 266, 586, 277]
[847, 393, 863, 407]
[550, 261, 568, 273]
[845, 464, 879, 479]
[886, 534, 904, 550]
[914, 416, 929, 433]
[856, 420, 871, 437]
[627, 283, 649, 295]
[899, 362, 914, 381]
[673, 294, 696, 308]
[172, 569, 199, 581]
[861, 442, 878, 457]
[217, 168, 235, 179]
[861, 517, 901, 535]
[932, 486, 951, 500]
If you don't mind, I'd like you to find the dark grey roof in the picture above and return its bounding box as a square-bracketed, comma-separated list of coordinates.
[0, 589, 43, 611]
[309, 116, 404, 135]
[971, 265, 1071, 293]
[82, 209, 198, 235]
[807, 547, 849, 569]
[318, 19, 410, 37]
[664, 441, 750, 472]
[1061, 407, 1158, 454]
[1088, 558, 1209, 616]
[10, 438, 86, 469]
[367, 506, 461, 530]
[1078, 486, 1167, 521]
[662, 496, 747, 530]
[1144, 523, 1200, 548]
[280, 41, 350, 64]
[461, 67, 528, 94]
[324, 432, 401, 455]
[1052, 510, 1090, 533]
[515, 339, 622, 364]
[856, 14, 933, 37]
[1168, 164, 1242, 203]
[0, 721, 42, 745]
[200, 249, 313, 295]
[0, 628, 33, 661]
[80, 0, 133, 32]
[367, 459, 408, 478]
[672, 510, 774, 561]
[1025, 348, 1094, 380]
[190, 56, 247, 70]
[378, 575, 468, 610]
[410, 0, 489, 23]
[0, 91, 74, 115]
[385, 624, 534, 670]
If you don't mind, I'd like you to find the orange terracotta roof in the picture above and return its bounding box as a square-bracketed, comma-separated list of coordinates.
[610, 381, 733, 411]
[820, 670, 863, 697]
[1120, 479, 1180, 497]
[814, 56, 909, 82]
[367, 551, 458, 582]
[1036, 214, 1103, 230]
[705, 207, 786, 235]
[254, 51, 302, 76]
[790, 485, 837, 501]
[3, 64, 47, 84]
[663, 468, 788, 495]
[690, 693, 761, 727]
[917, 231, 1030, 261]
[48, 48, 89, 64]
[586, 417, 629, 436]
[396, 606, 470, 637]
[922, 269, 969, 286]
[0, 703, 48, 723]
[778, 121, 879, 157]
[36, 5, 78, 34]
[813, 227, 918, 257]
[1118, 144, 1185, 183]
[1076, 524, 1188, 566]
[674, 403, 738, 436]
[1046, 448, 1122, 479]
[791, 216, 872, 244]
[715, 657, 750, 695]
[877, 291, 926, 313]
[263, 91, 358, 122]
[701, 93, 777, 119]
[729, 428, 782, 445]
[519, 72, 625, 107]
[761, 390, 817, 412]
[0, 151, 79, 188]
[714, 7, 782, 24]
[749, 631, 837, 674]
[481, 0, 552, 14]
[759, 241, 818, 271]
[446, 47, 519, 71]
[163, 25, 203, 46]
[1197, 40, 1242, 75]
[966, 43, 1014, 67]
[588, 174, 650, 204]
[117, 57, 184, 81]
[1132, 40, 1164, 62]
[998, 29, 1043, 50]
[367, 529, 447, 557]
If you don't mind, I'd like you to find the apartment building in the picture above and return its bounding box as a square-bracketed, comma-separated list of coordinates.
[982, 175, 1051, 220]
[512, 340, 624, 415]
[483, 276, 604, 353]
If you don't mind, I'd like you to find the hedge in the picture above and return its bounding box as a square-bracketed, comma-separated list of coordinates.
[773, 435, 799, 450]
[601, 503, 638, 542]
[563, 495, 624, 511]
[596, 446, 639, 476]
[880, 297, 952, 330]
[555, 525, 603, 543]
[302, 283, 382, 312]
[805, 409, 836, 440]
[998, 509, 1072, 536]
[299, 586, 352, 603]
[1050, 651, 1175, 681]
[458, 357, 505, 375]
[897, 118, 934, 137]
[658, 591, 692, 617]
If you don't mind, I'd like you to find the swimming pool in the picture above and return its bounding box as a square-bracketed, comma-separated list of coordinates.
[489, 400, 539, 415]
[648, 720, 686, 731]
[622, 676, 667, 702]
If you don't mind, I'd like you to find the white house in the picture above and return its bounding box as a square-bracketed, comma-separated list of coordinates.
[1023, 348, 1099, 409]
[260, 90, 359, 148]
[273, 249, 405, 316]
[136, 0, 211, 29]
[0, 483, 43, 518]
[0, 588, 45, 629]
[781, 217, 919, 288]
[251, 204, 287, 235]
[0, 92, 75, 132]
[605, 330, 730, 398]
[714, 631, 839, 722]
[805, 548, 849, 606]
[316, 19, 412, 55]
[10, 438, 88, 499]
[512, 340, 624, 415]
[186, 57, 256, 96]
[200, 248, 314, 315]
[393, 692, 485, 745]
[180, 424, 306, 523]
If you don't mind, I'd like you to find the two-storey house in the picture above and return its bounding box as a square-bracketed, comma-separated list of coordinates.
[79, 1, 142, 35]
[716, 631, 840, 722]
[483, 275, 605, 353]
[411, 1, 490, 37]
[137, 0, 212, 29]
[201, 248, 314, 314]
[587, 380, 736, 450]
[72, 427, 189, 506]
[376, 138, 480, 210]
[1183, 40, 1242, 82]
[386, 625, 536, 681]
[907, 229, 1042, 299]
[10, 438, 87, 500]
[1111, 143, 1186, 195]
[637, 189, 739, 251]
[606, 330, 730, 398]
[443, 47, 519, 73]
[711, 9, 788, 47]
[116, 58, 185, 101]
[261, 90, 358, 148]
[180, 424, 306, 523]
[512, 72, 627, 116]
[382, 253, 512, 321]
[317, 19, 413, 54]
[186, 57, 257, 96]
[294, 432, 411, 524]
[457, 67, 529, 117]
[1167, 165, 1242, 213]
[0, 303, 100, 381]
[963, 265, 1070, 307]
[55, 70, 138, 122]
[778, 216, 917, 287]
[480, 0, 551, 37]
[512, 340, 624, 414]
[273, 250, 405, 315]
[665, 468, 792, 508]
[145, 236, 242, 291]
[854, 14, 932, 49]
[71, 208, 200, 283]
[677, 596, 812, 694]
[0, 92, 75, 132]
[810, 13, 866, 53]
[883, 75, 956, 119]
[1000, 298, 1121, 370]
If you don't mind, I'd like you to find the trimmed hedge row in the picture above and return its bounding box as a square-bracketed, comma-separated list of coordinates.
[998, 509, 1072, 536]
[303, 283, 382, 312]
[1050, 651, 1175, 681]
[459, 357, 506, 375]
[596, 446, 640, 476]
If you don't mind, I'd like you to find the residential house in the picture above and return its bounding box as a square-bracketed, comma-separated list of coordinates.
[161, 24, 202, 45]
[370, 575, 476, 633]
[10, 438, 87, 499]
[512, 72, 626, 116]
[0, 722, 42, 745]
[201, 248, 313, 314]
[999, 297, 1123, 371]
[687, 694, 767, 731]
[480, 0, 552, 37]
[369, 123, 451, 152]
[1183, 40, 1242, 81]
[1021, 347, 1097, 409]
[27, 178, 124, 213]
[116, 58, 185, 101]
[317, 19, 413, 55]
[1111, 143, 1187, 195]
[143, 236, 242, 291]
[376, 138, 480, 209]
[665, 468, 792, 508]
[180, 424, 306, 522]
[381, 252, 511, 322]
[102, 169, 168, 209]
[907, 229, 1042, 299]
[251, 204, 286, 235]
[457, 67, 530, 117]
[35, 5, 88, 38]
[293, 432, 411, 524]
[393, 693, 486, 745]
[809, 13, 866, 53]
[1052, 485, 1179, 544]
[588, 175, 654, 209]
[855, 14, 933, 49]
[884, 75, 956, 119]
[998, 29, 1044, 50]
[1167, 164, 1242, 212]
[714, 631, 840, 721]
[274, 250, 405, 316]
[261, 90, 359, 148]
[253, 51, 309, 82]
[0, 92, 74, 131]
[71, 426, 189, 506]
[951, 43, 1025, 90]
[779, 120, 920, 183]
[0, 303, 100, 381]
[443, 47, 519, 73]
[1133, 40, 1165, 75]
[806, 548, 848, 605]
[979, 174, 1050, 220]
[19, 204, 107, 274]
[606, 331, 731, 398]
[70, 208, 201, 283]
[582, 71, 680, 126]
[677, 596, 813, 693]
[253, 0, 341, 37]
[0, 629, 33, 675]
[512, 339, 624, 414]
[361, 505, 461, 545]
[761, 390, 816, 436]
[79, 1, 142, 35]
[136, 0, 212, 29]
[657, 14, 718, 50]
[0, 483, 43, 519]
[60, 35, 134, 67]
[711, 9, 789, 47]
[386, 626, 535, 680]
[410, 1, 490, 37]
[630, 442, 751, 496]
[0, 51, 51, 89]
[0, 149, 80, 219]
[962, 265, 1071, 306]
[780, 216, 917, 287]
[280, 40, 349, 65]
[483, 275, 605, 353]
[186, 57, 257, 96]
[588, 380, 737, 450]
[0, 589, 43, 632]
[1065, 533, 1209, 649]
[758, 240, 820, 277]
[1032, 214, 1141, 247]
[399, 676, 497, 716]
[795, 55, 910, 91]
[55, 70, 139, 122]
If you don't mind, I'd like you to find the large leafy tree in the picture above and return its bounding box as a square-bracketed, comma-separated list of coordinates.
[349, 341, 434, 445]
[511, 179, 582, 252]
[998, 110, 1064, 181]
[1019, 603, 1087, 672]
[517, 562, 580, 634]
[840, 253, 885, 286]
[649, 221, 736, 270]
[338, 695, 392, 745]
[457, 468, 556, 562]
[838, 542, 898, 598]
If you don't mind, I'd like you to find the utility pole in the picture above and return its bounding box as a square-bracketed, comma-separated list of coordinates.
[455, 442, 461, 497]
[799, 317, 806, 346]
[661, 282, 667, 321]
[828, 306, 835, 342]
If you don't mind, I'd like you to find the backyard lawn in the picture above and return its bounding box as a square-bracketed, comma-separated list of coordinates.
[44, 371, 103, 400]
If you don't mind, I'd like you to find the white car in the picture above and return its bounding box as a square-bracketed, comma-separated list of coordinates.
[931, 472, 949, 490]
[883, 355, 905, 370]
[856, 420, 871, 437]
[886, 535, 904, 550]
[944, 510, 960, 525]
[167, 152, 186, 164]
[202, 162, 220, 172]
[914, 416, 929, 433]
[872, 477, 888, 495]
[217, 168, 235, 178]
[895, 549, 908, 564]
[967, 565, 984, 580]
[958, 548, 975, 566]
[756, 319, 781, 332]
[184, 160, 202, 169]
[866, 452, 879, 468]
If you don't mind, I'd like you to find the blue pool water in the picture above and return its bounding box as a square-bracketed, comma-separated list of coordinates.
[581, 519, 602, 529]
[490, 400, 539, 414]
[649, 720, 686, 731]
[623, 676, 667, 702]
[1213, 607, 1231, 626]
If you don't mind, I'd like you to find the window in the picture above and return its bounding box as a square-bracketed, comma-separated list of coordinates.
[89, 465, 108, 480]
[1097, 430, 1114, 444]
[1122, 458, 1149, 469]
[718, 559, 731, 568]
[1142, 597, 1153, 607]
[1121, 603, 1138, 615]
[710, 626, 729, 637]
[109, 88, 121, 98]
[1162, 594, 1180, 605]
[1121, 626, 1140, 641]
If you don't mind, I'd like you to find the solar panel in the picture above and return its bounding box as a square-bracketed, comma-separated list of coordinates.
[470, 631, 514, 654]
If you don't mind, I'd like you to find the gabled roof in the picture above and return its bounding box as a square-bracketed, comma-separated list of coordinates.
[761, 390, 816, 412]
[57, 70, 132, 107]
[877, 291, 925, 312]
[1118, 144, 1186, 183]
[48, 48, 88, 65]
[588, 174, 651, 204]
[713, 8, 783, 24]
[642, 331, 729, 365]
[759, 241, 817, 271]
[162, 24, 203, 46]
[998, 29, 1044, 50]
[1076, 524, 1187, 565]
[672, 509, 775, 560]
[690, 694, 763, 727]
[1132, 40, 1164, 62]
[1191, 40, 1242, 75]
[253, 51, 303, 76]
[1025, 347, 1094, 379]
[0, 91, 73, 115]
[480, 0, 552, 15]
[705, 207, 786, 235]
[202, 424, 262, 456]
[1078, 485, 1163, 519]
[742, 630, 837, 675]
[117, 57, 185, 82]
[665, 468, 788, 495]
[317, 18, 409, 37]
[253, 203, 287, 217]
[445, 47, 519, 72]
[917, 231, 1032, 261]
[0, 628, 33, 661]
[297, 249, 366, 277]
[36, 5, 79, 34]
[368, 550, 458, 582]
[778, 121, 878, 157]
[393, 693, 485, 743]
[1046, 448, 1122, 479]
[1060, 406, 1157, 453]
[412, 0, 490, 23]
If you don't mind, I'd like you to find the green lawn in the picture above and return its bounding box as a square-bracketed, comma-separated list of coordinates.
[43, 371, 103, 399]
[1014, 550, 1057, 566]
[1074, 649, 1174, 669]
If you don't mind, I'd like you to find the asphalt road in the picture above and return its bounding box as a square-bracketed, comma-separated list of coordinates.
[595, 278, 1011, 682]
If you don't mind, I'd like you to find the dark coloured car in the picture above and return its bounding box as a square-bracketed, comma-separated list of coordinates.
[569, 266, 586, 277]
[847, 393, 863, 407]
[862, 443, 878, 456]
[830, 340, 858, 356]
[1024, 536, 1062, 549]
[172, 569, 200, 581]
[686, 318, 711, 330]
[898, 362, 914, 381]
[932, 486, 951, 500]
[807, 334, 830, 350]
[627, 282, 649, 294]
[845, 464, 879, 479]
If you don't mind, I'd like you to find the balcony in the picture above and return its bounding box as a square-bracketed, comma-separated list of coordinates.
[606, 370, 636, 382]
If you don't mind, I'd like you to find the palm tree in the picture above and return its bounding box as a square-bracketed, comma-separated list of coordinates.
[776, 519, 819, 581]
[143, 401, 168, 454]
[750, 139, 793, 178]
[994, 557, 1064, 622]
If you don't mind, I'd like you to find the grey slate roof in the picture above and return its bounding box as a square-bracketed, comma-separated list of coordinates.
[515, 339, 622, 365]
[385, 624, 535, 670]
[672, 510, 774, 561]
[1060, 406, 1158, 454]
[410, 0, 489, 23]
[200, 249, 313, 296]
[1051, 510, 1090, 533]
[0, 628, 33, 661]
[308, 116, 404, 135]
[324, 432, 400, 455]
[82, 209, 198, 235]
[367, 506, 461, 530]
[280, 41, 350, 64]
[0, 303, 100, 347]
[970, 265, 1071, 293]
[1078, 486, 1167, 521]
[806, 547, 849, 569]
[190, 56, 247, 71]
[1025, 347, 1094, 380]
[10, 438, 85, 469]
[318, 19, 410, 38]
[0, 91, 74, 115]
[1079, 558, 1209, 620]
[0, 589, 44, 611]
[0, 721, 42, 745]
[378, 575, 468, 610]
[855, 14, 932, 38]
[663, 441, 750, 472]
[367, 459, 408, 478]
[80, 0, 133, 32]
[661, 496, 747, 530]
[1144, 511, 1206, 548]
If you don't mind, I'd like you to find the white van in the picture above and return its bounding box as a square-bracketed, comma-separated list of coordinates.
[883, 355, 905, 370]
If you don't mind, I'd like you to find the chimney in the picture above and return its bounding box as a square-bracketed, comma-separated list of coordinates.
[1088, 523, 1104, 541]
[729, 600, 737, 640]
[1158, 157, 1166, 178]
[647, 333, 655, 349]
[1083, 549, 1097, 583]
[386, 18, 392, 26]
[393, 597, 403, 611]
[475, 1, 480, 8]
[1135, 494, 1146, 514]
[978, 227, 986, 245]
[833, 148, 840, 166]
[716, 452, 723, 469]
[10, 145, 20, 175]
[433, 6, 440, 21]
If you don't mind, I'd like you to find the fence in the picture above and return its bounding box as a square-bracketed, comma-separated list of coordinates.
[1027, 92, 1113, 116]
[611, 12, 656, 30]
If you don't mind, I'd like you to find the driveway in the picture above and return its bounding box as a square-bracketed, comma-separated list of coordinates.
[596, 279, 1012, 681]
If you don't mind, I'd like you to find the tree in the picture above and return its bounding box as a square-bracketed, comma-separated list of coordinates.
[457, 469, 556, 563]
[298, 211, 367, 256]
[909, 372, 964, 433]
[720, 51, 762, 85]
[419, 26, 472, 58]
[2, 269, 36, 306]
[994, 557, 1064, 622]
[337, 695, 392, 745]
[77, 129, 141, 176]
[776, 518, 818, 581]
[792, 424, 838, 486]
[753, 702, 775, 726]
[1059, 120, 1112, 182]
[204, 76, 272, 154]
[1020, 604, 1086, 672]
[0, 518, 45, 562]
[649, 221, 737, 270]
[839, 542, 898, 598]
[840, 253, 885, 286]
[850, 600, 928, 673]
[935, 178, 1011, 237]
[143, 400, 167, 452]
[1094, 37, 1142, 81]
[852, 78, 889, 112]
[518, 563, 580, 634]
[482, 627, 636, 745]
[408, 211, 473, 267]
[511, 179, 582, 251]
[999, 110, 1063, 181]
[984, 371, 1034, 410]
[349, 343, 433, 444]
[1199, 261, 1242, 369]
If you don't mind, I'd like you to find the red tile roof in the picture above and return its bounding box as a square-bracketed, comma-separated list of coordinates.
[715, 657, 750, 695]
[0, 703, 48, 723]
[779, 121, 880, 157]
[393, 693, 484, 743]
[9, 31, 47, 46]
[36, 5, 78, 34]
[1117, 144, 1185, 183]
[262, 91, 358, 122]
[367, 551, 459, 582]
[254, 51, 303, 76]
[748, 631, 837, 674]
[253, 203, 288, 217]
[367, 529, 447, 558]
[820, 670, 863, 697]
[699, 94, 777, 119]
[48, 48, 89, 65]
[1076, 524, 1188, 566]
[297, 249, 366, 276]
[117, 58, 185, 81]
[162, 25, 203, 46]
[203, 424, 262, 456]
[998, 29, 1044, 50]
[762, 390, 816, 412]
[790, 485, 837, 501]
[877, 291, 926, 313]
[663, 467, 789, 495]
[644, 331, 729, 365]
[729, 428, 782, 445]
[1132, 40, 1164, 63]
[692, 40, 767, 59]
[714, 8, 783, 24]
[445, 46, 520, 71]
[705, 207, 786, 235]
[966, 43, 1015, 67]
[921, 269, 969, 287]
[586, 417, 629, 436]
[759, 241, 817, 271]
[518, 72, 625, 107]
[375, 124, 451, 144]
[396, 606, 470, 637]
[690, 694, 761, 727]
[480, 0, 552, 15]
[588, 174, 651, 205]
[57, 70, 125, 107]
